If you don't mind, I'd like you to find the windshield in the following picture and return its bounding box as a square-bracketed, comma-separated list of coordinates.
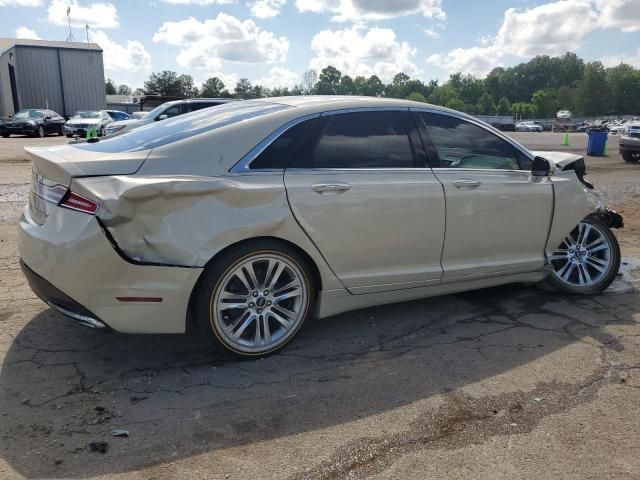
[74, 101, 290, 153]
[72, 111, 101, 119]
[140, 103, 173, 121]
[13, 110, 43, 119]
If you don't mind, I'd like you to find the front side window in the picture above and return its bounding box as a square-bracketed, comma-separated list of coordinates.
[421, 113, 525, 170]
[161, 105, 182, 119]
[293, 111, 414, 169]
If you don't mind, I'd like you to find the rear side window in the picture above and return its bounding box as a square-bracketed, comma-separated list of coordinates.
[293, 111, 414, 169]
[421, 113, 524, 170]
[250, 119, 315, 169]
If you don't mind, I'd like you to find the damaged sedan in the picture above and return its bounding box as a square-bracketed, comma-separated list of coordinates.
[19, 97, 623, 356]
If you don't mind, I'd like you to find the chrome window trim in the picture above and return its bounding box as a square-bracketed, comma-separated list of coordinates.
[319, 106, 411, 116]
[229, 112, 321, 173]
[410, 106, 535, 162]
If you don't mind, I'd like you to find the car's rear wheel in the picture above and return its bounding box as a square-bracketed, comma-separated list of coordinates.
[58, 125, 64, 136]
[541, 216, 620, 294]
[35, 126, 44, 138]
[194, 240, 314, 356]
[1, 133, 9, 138]
[622, 151, 639, 163]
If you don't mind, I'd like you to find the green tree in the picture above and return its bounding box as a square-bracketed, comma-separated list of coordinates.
[496, 96, 511, 116]
[406, 92, 426, 103]
[338, 75, 355, 95]
[575, 61, 610, 115]
[476, 92, 496, 115]
[363, 75, 384, 97]
[143, 71, 196, 96]
[116, 84, 132, 95]
[201, 77, 226, 97]
[445, 97, 467, 112]
[105, 78, 116, 95]
[315, 66, 342, 94]
[531, 89, 557, 118]
[606, 63, 640, 115]
[234, 78, 253, 98]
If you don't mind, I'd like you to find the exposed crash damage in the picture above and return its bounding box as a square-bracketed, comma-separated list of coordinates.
[17, 97, 626, 355]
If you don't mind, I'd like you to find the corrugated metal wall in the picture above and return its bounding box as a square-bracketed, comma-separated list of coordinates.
[59, 49, 106, 115]
[13, 47, 64, 114]
[1, 46, 106, 117]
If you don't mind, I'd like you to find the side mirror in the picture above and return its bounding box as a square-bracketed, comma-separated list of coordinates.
[532, 156, 552, 177]
[157, 114, 168, 121]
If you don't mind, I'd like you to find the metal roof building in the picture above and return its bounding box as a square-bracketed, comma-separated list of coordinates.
[0, 38, 106, 118]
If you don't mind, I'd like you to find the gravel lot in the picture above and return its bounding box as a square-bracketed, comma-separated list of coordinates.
[0, 132, 639, 479]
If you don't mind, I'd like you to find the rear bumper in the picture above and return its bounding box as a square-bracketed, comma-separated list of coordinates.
[20, 260, 109, 329]
[18, 204, 203, 333]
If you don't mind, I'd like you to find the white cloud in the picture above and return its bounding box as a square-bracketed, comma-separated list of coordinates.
[256, 67, 298, 88]
[161, 0, 233, 4]
[15, 26, 40, 39]
[205, 71, 239, 90]
[595, 0, 640, 32]
[90, 30, 152, 72]
[602, 47, 640, 68]
[48, 0, 119, 29]
[428, 46, 502, 78]
[309, 26, 418, 82]
[296, 0, 445, 22]
[0, 0, 42, 6]
[427, 0, 640, 77]
[494, 1, 597, 57]
[153, 13, 289, 70]
[249, 0, 286, 18]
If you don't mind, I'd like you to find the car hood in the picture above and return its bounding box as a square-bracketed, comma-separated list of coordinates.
[6, 118, 38, 125]
[109, 119, 144, 128]
[530, 151, 583, 171]
[67, 118, 101, 125]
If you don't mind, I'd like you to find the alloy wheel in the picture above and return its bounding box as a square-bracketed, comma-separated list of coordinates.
[550, 220, 612, 288]
[211, 253, 308, 354]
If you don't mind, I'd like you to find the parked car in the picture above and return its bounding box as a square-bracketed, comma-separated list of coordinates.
[64, 110, 113, 138]
[515, 121, 543, 132]
[608, 121, 628, 135]
[19, 97, 623, 357]
[105, 110, 130, 122]
[2, 109, 65, 138]
[619, 121, 640, 163]
[105, 98, 234, 136]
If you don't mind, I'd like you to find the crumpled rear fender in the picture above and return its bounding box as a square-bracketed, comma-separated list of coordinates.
[72, 174, 343, 290]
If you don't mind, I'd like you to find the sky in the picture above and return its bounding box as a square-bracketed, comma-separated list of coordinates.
[1, 0, 639, 91]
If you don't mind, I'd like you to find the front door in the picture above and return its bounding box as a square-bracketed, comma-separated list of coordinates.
[416, 111, 554, 281]
[284, 110, 446, 294]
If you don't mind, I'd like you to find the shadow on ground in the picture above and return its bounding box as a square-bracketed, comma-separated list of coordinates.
[0, 284, 638, 478]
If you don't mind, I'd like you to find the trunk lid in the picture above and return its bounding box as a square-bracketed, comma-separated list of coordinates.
[25, 144, 151, 186]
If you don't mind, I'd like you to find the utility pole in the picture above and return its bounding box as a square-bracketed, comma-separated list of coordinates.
[66, 6, 75, 42]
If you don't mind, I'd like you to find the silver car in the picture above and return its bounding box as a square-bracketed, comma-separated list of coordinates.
[515, 121, 543, 132]
[64, 110, 113, 138]
[19, 97, 623, 356]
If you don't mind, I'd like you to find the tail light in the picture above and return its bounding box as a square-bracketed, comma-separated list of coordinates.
[59, 191, 99, 215]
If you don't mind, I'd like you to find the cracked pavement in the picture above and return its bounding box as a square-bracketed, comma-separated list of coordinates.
[0, 133, 639, 479]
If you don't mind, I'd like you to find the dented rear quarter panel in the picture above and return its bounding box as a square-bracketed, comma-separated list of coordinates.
[72, 173, 344, 291]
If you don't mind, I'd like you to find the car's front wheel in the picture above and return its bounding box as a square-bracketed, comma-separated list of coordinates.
[622, 151, 639, 163]
[542, 216, 620, 294]
[193, 240, 315, 356]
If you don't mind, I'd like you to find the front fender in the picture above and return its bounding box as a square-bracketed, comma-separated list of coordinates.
[546, 173, 622, 257]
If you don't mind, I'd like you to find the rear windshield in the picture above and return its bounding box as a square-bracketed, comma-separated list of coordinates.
[73, 101, 289, 153]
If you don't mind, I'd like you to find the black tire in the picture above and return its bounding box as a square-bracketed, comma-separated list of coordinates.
[539, 216, 621, 295]
[35, 126, 44, 138]
[193, 239, 315, 356]
[622, 151, 639, 163]
[66, 134, 73, 138]
[1, 134, 9, 138]
[58, 125, 64, 136]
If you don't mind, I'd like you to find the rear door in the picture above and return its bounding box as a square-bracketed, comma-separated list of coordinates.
[415, 110, 554, 281]
[284, 109, 446, 294]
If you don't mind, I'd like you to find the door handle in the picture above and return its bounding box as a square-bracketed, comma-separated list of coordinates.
[312, 183, 352, 194]
[453, 179, 482, 188]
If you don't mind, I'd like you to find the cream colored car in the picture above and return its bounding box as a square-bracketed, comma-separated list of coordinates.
[19, 97, 623, 356]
